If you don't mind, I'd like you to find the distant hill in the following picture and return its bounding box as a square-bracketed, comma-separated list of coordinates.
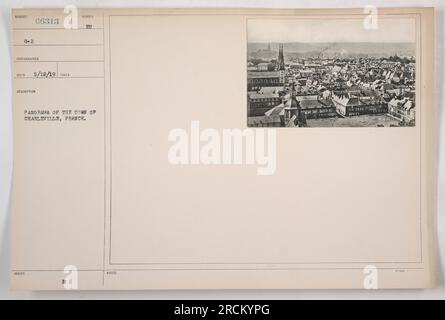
[248, 42, 416, 59]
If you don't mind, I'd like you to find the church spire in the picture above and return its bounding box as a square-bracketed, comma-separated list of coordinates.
[278, 43, 285, 71]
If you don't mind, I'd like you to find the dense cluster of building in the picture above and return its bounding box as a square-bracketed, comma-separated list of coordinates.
[247, 43, 416, 127]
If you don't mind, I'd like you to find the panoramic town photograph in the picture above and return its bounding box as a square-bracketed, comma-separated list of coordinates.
[247, 18, 417, 127]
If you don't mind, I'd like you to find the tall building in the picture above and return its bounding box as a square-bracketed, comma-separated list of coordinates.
[284, 83, 305, 127]
[278, 43, 285, 71]
[247, 71, 284, 90]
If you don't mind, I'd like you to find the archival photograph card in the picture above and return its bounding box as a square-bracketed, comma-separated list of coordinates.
[10, 7, 436, 290]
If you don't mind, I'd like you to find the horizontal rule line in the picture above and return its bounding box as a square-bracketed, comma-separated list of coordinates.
[12, 269, 103, 272]
[14, 44, 104, 47]
[13, 28, 104, 30]
[12, 267, 425, 272]
[109, 261, 424, 265]
[14, 60, 104, 63]
[15, 76, 104, 79]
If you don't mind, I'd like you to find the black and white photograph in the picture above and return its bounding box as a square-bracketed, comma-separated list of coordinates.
[247, 18, 417, 127]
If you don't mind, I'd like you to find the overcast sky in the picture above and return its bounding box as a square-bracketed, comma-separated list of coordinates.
[248, 17, 416, 43]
